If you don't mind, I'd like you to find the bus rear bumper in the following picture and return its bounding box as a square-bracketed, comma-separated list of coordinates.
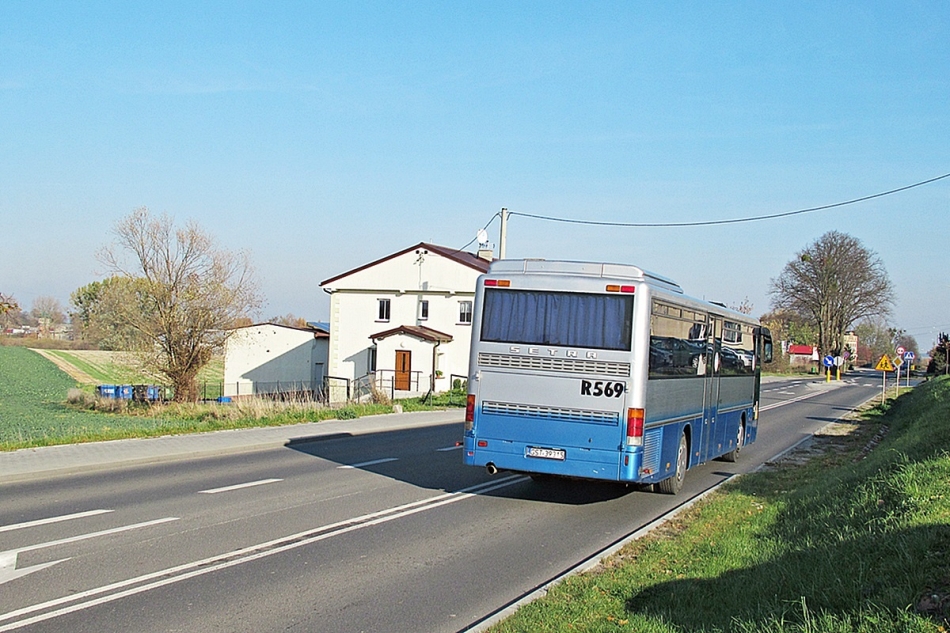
[464, 436, 633, 482]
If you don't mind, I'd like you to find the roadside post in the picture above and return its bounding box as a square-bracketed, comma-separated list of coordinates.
[823, 355, 835, 382]
[875, 354, 895, 405]
[834, 355, 843, 381]
[893, 355, 904, 397]
[903, 351, 915, 387]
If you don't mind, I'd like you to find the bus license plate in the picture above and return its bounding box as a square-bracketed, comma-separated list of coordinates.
[526, 446, 566, 460]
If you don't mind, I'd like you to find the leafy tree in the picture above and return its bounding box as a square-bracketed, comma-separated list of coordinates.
[769, 231, 893, 357]
[927, 333, 950, 375]
[854, 318, 895, 366]
[892, 330, 918, 359]
[759, 308, 818, 346]
[70, 277, 150, 350]
[98, 207, 262, 402]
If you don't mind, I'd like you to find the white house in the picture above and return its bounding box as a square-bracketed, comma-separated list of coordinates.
[320, 242, 492, 402]
[223, 323, 329, 399]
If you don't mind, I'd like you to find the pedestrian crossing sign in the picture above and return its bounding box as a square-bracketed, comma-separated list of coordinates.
[875, 355, 895, 372]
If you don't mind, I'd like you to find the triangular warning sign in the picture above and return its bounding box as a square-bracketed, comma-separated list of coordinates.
[875, 354, 895, 371]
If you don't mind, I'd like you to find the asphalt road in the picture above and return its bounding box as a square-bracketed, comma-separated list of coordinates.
[0, 371, 886, 632]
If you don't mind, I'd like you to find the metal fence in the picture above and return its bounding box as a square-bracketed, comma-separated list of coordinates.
[193, 370, 435, 404]
[200, 380, 329, 402]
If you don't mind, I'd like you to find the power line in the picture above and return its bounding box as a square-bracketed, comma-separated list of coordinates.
[455, 212, 501, 252]
[508, 172, 950, 228]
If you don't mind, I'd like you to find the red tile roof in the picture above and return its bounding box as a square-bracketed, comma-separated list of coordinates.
[788, 345, 815, 355]
[320, 242, 491, 287]
[369, 325, 454, 343]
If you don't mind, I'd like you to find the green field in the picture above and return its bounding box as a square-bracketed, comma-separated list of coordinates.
[0, 346, 457, 451]
[0, 346, 172, 450]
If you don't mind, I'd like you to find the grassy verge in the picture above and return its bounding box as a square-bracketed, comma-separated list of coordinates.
[0, 346, 463, 451]
[488, 377, 950, 633]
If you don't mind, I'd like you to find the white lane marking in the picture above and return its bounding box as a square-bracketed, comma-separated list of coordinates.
[437, 445, 463, 452]
[0, 517, 179, 588]
[760, 389, 826, 412]
[337, 457, 398, 469]
[2, 517, 180, 558]
[0, 476, 527, 631]
[778, 391, 797, 396]
[198, 479, 283, 494]
[0, 510, 114, 534]
[0, 559, 71, 587]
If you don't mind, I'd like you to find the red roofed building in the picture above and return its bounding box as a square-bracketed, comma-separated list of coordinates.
[787, 344, 818, 367]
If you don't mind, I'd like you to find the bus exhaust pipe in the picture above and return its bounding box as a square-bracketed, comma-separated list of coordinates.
[486, 463, 499, 476]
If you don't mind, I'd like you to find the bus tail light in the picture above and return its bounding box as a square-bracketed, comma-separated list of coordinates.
[626, 408, 644, 446]
[465, 394, 476, 431]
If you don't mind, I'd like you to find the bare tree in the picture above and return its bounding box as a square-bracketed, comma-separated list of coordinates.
[268, 313, 309, 328]
[769, 231, 893, 357]
[729, 297, 754, 315]
[31, 296, 66, 337]
[98, 207, 262, 402]
[0, 293, 18, 315]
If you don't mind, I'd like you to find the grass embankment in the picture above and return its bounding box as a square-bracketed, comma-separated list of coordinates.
[0, 347, 464, 451]
[490, 377, 950, 633]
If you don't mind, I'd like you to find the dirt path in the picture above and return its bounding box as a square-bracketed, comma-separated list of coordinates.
[31, 349, 97, 384]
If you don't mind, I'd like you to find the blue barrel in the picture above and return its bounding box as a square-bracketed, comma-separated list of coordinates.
[97, 385, 117, 398]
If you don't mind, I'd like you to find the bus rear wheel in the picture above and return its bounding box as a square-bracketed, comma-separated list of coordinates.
[658, 432, 688, 495]
[721, 420, 745, 463]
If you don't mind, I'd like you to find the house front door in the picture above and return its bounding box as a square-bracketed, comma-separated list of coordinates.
[395, 350, 411, 391]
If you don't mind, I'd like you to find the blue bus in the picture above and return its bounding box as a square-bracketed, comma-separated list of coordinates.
[463, 259, 772, 494]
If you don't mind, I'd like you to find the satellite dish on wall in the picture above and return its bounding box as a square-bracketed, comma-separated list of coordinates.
[476, 229, 489, 245]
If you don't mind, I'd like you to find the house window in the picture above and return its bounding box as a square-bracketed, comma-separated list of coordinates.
[377, 298, 391, 322]
[368, 346, 377, 372]
[419, 300, 429, 321]
[459, 300, 473, 324]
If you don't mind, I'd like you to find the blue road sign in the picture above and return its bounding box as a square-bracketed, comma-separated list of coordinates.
[904, 351, 916, 361]
[822, 355, 835, 368]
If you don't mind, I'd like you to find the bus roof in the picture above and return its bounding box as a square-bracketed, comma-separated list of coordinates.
[486, 259, 683, 294]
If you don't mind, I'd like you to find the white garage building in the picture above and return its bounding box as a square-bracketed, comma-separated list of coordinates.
[223, 323, 329, 399]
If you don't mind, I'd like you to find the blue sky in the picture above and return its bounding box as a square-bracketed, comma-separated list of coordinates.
[2, 2, 948, 349]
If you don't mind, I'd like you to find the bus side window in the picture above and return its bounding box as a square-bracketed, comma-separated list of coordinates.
[650, 304, 707, 379]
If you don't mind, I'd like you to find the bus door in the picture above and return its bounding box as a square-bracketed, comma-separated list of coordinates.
[701, 317, 722, 463]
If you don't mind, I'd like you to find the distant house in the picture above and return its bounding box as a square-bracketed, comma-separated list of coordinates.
[843, 331, 860, 365]
[223, 323, 329, 399]
[787, 344, 818, 367]
[320, 242, 492, 402]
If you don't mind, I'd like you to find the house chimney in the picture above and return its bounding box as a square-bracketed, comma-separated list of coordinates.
[477, 248, 494, 261]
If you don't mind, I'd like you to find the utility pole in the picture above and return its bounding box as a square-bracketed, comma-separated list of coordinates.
[499, 208, 508, 259]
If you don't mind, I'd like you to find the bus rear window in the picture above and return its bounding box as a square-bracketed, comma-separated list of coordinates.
[480, 289, 633, 351]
